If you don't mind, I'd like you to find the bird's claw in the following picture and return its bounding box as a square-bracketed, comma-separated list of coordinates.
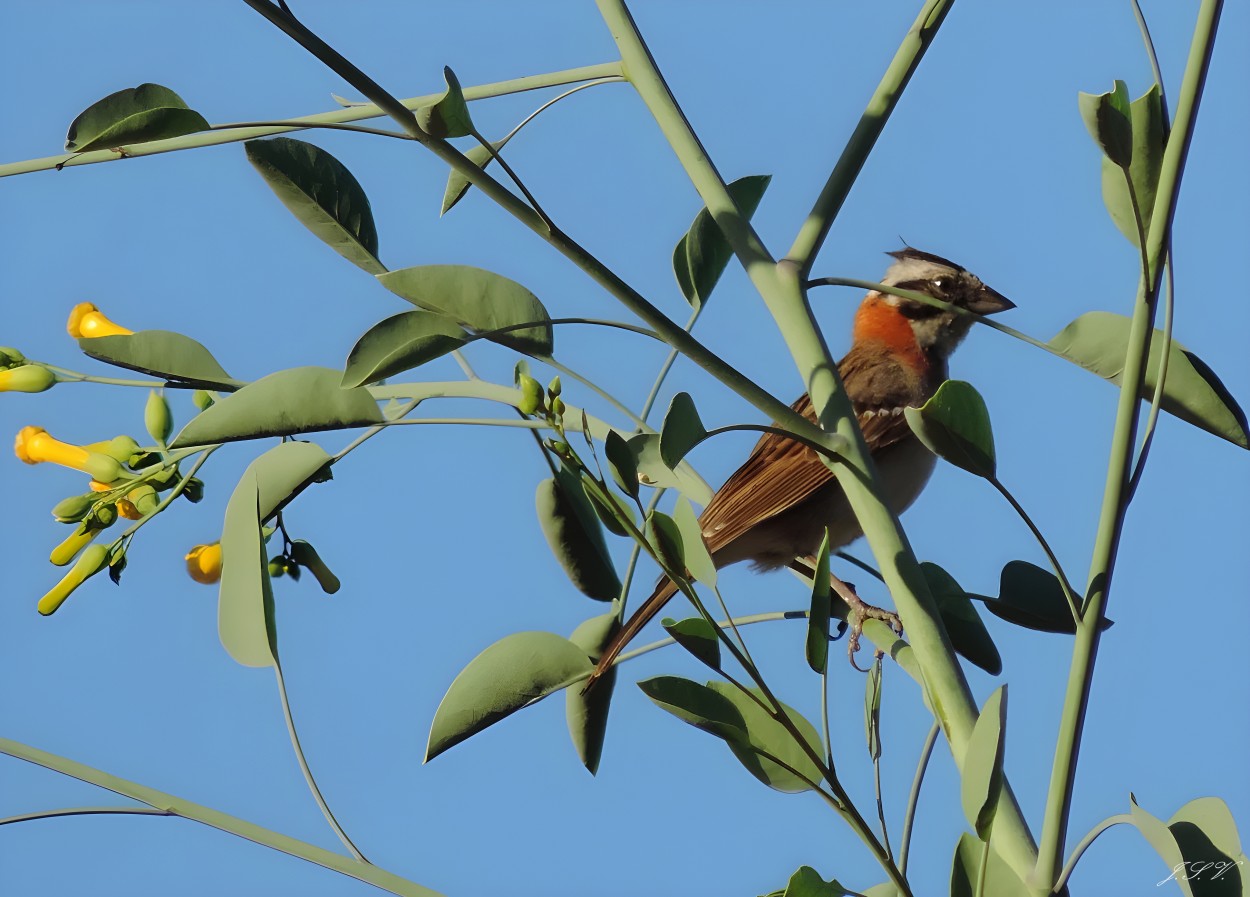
[838, 588, 902, 671]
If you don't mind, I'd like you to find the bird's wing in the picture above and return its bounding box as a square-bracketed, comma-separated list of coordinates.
[698, 392, 914, 556]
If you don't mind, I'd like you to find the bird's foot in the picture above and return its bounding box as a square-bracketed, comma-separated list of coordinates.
[833, 581, 902, 671]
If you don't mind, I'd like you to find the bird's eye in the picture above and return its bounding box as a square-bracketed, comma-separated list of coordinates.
[932, 276, 954, 293]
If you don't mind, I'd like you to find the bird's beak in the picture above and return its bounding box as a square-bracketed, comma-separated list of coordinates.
[967, 284, 1015, 315]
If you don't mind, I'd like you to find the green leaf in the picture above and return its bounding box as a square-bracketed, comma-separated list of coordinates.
[566, 609, 620, 775]
[659, 391, 708, 469]
[536, 470, 622, 602]
[78, 331, 240, 391]
[863, 660, 882, 760]
[65, 83, 208, 152]
[923, 562, 1001, 675]
[961, 685, 1007, 840]
[984, 561, 1079, 634]
[220, 475, 277, 669]
[288, 540, 340, 595]
[675, 174, 772, 310]
[661, 617, 721, 671]
[1050, 311, 1248, 449]
[709, 682, 824, 794]
[582, 477, 635, 538]
[646, 509, 685, 574]
[640, 677, 823, 795]
[672, 496, 715, 587]
[604, 429, 639, 500]
[441, 140, 505, 215]
[626, 433, 713, 503]
[904, 380, 996, 478]
[1168, 797, 1247, 897]
[245, 137, 384, 275]
[416, 66, 474, 139]
[249, 441, 335, 522]
[426, 632, 593, 761]
[778, 866, 853, 897]
[1101, 85, 1165, 246]
[1078, 80, 1134, 169]
[341, 311, 469, 388]
[805, 531, 832, 674]
[378, 265, 553, 357]
[1131, 795, 1198, 897]
[950, 833, 1031, 897]
[170, 367, 383, 448]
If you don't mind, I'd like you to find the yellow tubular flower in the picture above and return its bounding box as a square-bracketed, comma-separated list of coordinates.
[185, 543, 223, 585]
[39, 544, 109, 615]
[14, 426, 122, 483]
[0, 365, 57, 393]
[67, 302, 133, 339]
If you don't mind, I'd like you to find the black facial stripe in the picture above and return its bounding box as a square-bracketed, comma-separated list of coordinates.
[887, 280, 946, 318]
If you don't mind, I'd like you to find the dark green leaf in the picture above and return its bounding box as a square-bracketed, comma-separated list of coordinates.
[582, 478, 635, 538]
[1168, 798, 1247, 897]
[923, 562, 1001, 675]
[626, 433, 713, 503]
[1101, 85, 1165, 246]
[961, 685, 1007, 840]
[642, 677, 824, 794]
[78, 331, 240, 391]
[778, 866, 853, 897]
[416, 66, 474, 139]
[566, 609, 620, 775]
[288, 540, 340, 595]
[1050, 311, 1247, 449]
[249, 441, 334, 522]
[950, 833, 1031, 897]
[170, 367, 383, 448]
[805, 530, 831, 674]
[864, 660, 882, 760]
[245, 137, 384, 275]
[659, 391, 708, 469]
[65, 83, 208, 152]
[378, 265, 553, 357]
[604, 429, 640, 500]
[1078, 80, 1134, 169]
[220, 475, 276, 668]
[984, 561, 1078, 634]
[661, 616, 721, 671]
[904, 380, 996, 478]
[536, 470, 621, 602]
[646, 510, 685, 574]
[341, 311, 469, 388]
[672, 496, 715, 587]
[709, 682, 824, 794]
[675, 174, 772, 310]
[441, 140, 504, 215]
[426, 632, 593, 761]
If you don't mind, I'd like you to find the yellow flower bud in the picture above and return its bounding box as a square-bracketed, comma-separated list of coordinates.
[185, 542, 223, 585]
[67, 302, 133, 340]
[14, 425, 123, 482]
[38, 543, 109, 615]
[116, 498, 141, 520]
[0, 365, 57, 393]
[120, 484, 158, 518]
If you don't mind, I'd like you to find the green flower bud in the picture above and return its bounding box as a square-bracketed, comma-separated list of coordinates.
[50, 525, 97, 567]
[0, 364, 57, 393]
[89, 503, 118, 529]
[126, 484, 160, 516]
[550, 396, 566, 419]
[83, 452, 123, 485]
[290, 540, 341, 595]
[145, 390, 173, 444]
[192, 390, 215, 411]
[39, 543, 110, 615]
[95, 435, 142, 464]
[0, 347, 27, 367]
[268, 558, 286, 578]
[52, 494, 95, 523]
[517, 374, 544, 416]
[547, 376, 562, 399]
[181, 477, 205, 503]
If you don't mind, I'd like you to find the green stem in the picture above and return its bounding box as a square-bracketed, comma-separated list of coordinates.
[898, 720, 941, 877]
[1036, 1, 1222, 884]
[784, 0, 955, 276]
[1053, 814, 1134, 892]
[0, 806, 171, 826]
[273, 663, 369, 863]
[44, 365, 167, 388]
[0, 63, 625, 178]
[988, 477, 1081, 624]
[0, 738, 442, 897]
[640, 308, 701, 422]
[209, 120, 412, 139]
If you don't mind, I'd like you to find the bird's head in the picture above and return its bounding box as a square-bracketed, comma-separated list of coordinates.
[858, 247, 1015, 361]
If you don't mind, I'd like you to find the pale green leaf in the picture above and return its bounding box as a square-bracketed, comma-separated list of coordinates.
[78, 331, 240, 391]
[961, 686, 1007, 840]
[342, 311, 469, 388]
[904, 380, 996, 478]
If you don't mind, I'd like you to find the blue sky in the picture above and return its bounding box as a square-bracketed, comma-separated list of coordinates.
[1, 2, 1246, 895]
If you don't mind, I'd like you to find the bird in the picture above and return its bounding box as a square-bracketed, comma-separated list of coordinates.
[582, 247, 1014, 692]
